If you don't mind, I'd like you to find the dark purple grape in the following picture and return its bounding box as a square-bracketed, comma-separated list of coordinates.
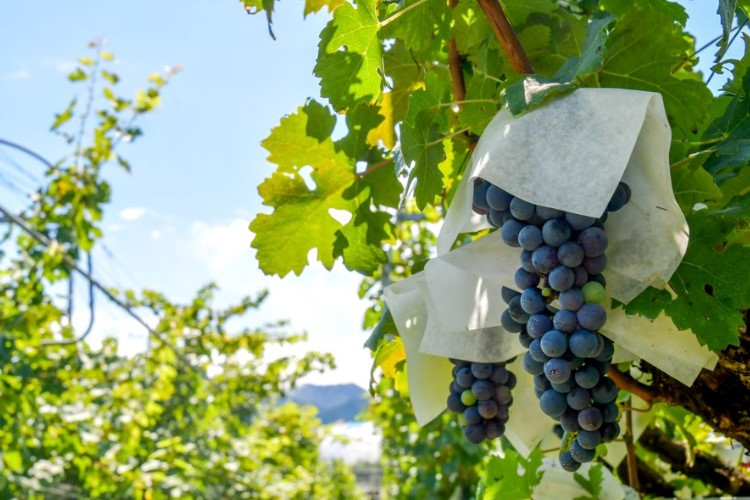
[567, 387, 591, 411]
[456, 368, 475, 388]
[560, 408, 581, 432]
[506, 371, 517, 390]
[529, 339, 550, 362]
[553, 310, 578, 333]
[496, 405, 510, 421]
[471, 363, 493, 380]
[489, 365, 509, 385]
[520, 250, 535, 272]
[544, 358, 571, 384]
[451, 381, 463, 394]
[551, 378, 574, 393]
[494, 385, 512, 405]
[534, 374, 552, 391]
[501, 286, 521, 304]
[577, 429, 602, 450]
[473, 179, 490, 214]
[601, 402, 619, 423]
[518, 330, 533, 348]
[539, 389, 568, 417]
[558, 241, 585, 268]
[569, 330, 600, 358]
[592, 378, 618, 404]
[536, 205, 564, 220]
[559, 288, 584, 311]
[447, 394, 465, 413]
[542, 219, 572, 247]
[573, 267, 589, 287]
[486, 185, 513, 211]
[575, 365, 600, 389]
[560, 451, 581, 472]
[565, 212, 595, 230]
[464, 423, 486, 443]
[540, 330, 567, 357]
[577, 303, 606, 331]
[518, 225, 543, 251]
[595, 337, 615, 361]
[607, 182, 631, 212]
[487, 209, 506, 227]
[578, 407, 603, 431]
[570, 441, 596, 463]
[478, 399, 499, 419]
[472, 380, 495, 400]
[501, 219, 525, 247]
[591, 359, 611, 376]
[582, 254, 607, 275]
[577, 227, 608, 257]
[513, 270, 540, 293]
[601, 421, 621, 442]
[527, 314, 553, 339]
[501, 310, 524, 333]
[548, 266, 575, 292]
[520, 288, 547, 315]
[464, 406, 481, 425]
[531, 245, 559, 274]
[510, 197, 536, 221]
[486, 419, 506, 438]
[553, 424, 564, 439]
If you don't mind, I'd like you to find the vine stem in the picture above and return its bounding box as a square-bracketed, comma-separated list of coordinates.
[608, 366, 659, 404]
[358, 159, 392, 177]
[476, 0, 534, 74]
[624, 396, 640, 491]
[378, 0, 428, 28]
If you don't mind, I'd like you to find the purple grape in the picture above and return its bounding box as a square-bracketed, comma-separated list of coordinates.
[560, 451, 581, 471]
[473, 179, 490, 214]
[463, 423, 486, 443]
[520, 288, 547, 315]
[501, 219, 525, 247]
[591, 359, 611, 376]
[518, 330, 533, 348]
[595, 337, 615, 361]
[592, 378, 618, 404]
[501, 286, 520, 304]
[472, 380, 495, 400]
[527, 314, 553, 339]
[531, 245, 559, 274]
[542, 219, 572, 247]
[518, 225, 543, 251]
[471, 363, 493, 380]
[553, 310, 578, 332]
[548, 266, 575, 292]
[540, 330, 567, 357]
[570, 441, 596, 463]
[529, 339, 549, 362]
[578, 406, 603, 431]
[464, 406, 481, 425]
[558, 241, 585, 268]
[456, 368, 475, 388]
[514, 269, 540, 290]
[565, 212, 595, 230]
[494, 385, 513, 405]
[510, 197, 536, 221]
[501, 310, 524, 333]
[567, 386, 591, 410]
[534, 374, 552, 391]
[523, 352, 544, 375]
[447, 394, 466, 413]
[560, 408, 581, 432]
[577, 303, 606, 330]
[486, 185, 513, 211]
[478, 399, 499, 419]
[544, 358, 571, 384]
[551, 378, 574, 393]
[536, 205, 564, 220]
[565, 352, 585, 370]
[569, 330, 600, 358]
[607, 182, 631, 212]
[577, 227, 608, 257]
[489, 365, 509, 385]
[539, 389, 568, 417]
[559, 288, 584, 311]
[575, 365, 600, 389]
[601, 402, 619, 423]
[577, 430, 602, 449]
[573, 267, 589, 287]
[486, 419, 506, 438]
[487, 209, 506, 227]
[582, 254, 607, 275]
[506, 372, 517, 389]
[601, 421, 621, 442]
[520, 250, 535, 272]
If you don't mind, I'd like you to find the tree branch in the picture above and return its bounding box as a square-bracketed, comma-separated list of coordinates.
[476, 0, 534, 74]
[624, 396, 640, 492]
[639, 426, 750, 496]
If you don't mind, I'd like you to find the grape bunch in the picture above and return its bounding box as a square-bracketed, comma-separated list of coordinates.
[473, 178, 631, 471]
[446, 358, 517, 444]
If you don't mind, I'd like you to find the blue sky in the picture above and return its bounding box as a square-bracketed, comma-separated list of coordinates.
[0, 0, 743, 388]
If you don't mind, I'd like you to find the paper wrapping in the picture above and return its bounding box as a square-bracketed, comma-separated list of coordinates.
[383, 88, 719, 460]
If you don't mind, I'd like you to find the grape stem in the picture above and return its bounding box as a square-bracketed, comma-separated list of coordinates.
[607, 366, 659, 404]
[477, 0, 535, 74]
[447, 0, 479, 151]
[624, 396, 640, 491]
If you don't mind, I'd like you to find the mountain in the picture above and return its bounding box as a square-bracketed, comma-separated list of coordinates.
[287, 383, 368, 423]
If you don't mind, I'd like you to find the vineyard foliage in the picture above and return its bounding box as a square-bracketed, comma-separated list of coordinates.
[0, 46, 361, 498]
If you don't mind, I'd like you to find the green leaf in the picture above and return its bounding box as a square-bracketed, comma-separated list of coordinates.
[602, 0, 688, 26]
[336, 102, 384, 161]
[3, 450, 23, 473]
[670, 153, 723, 212]
[500, 0, 557, 26]
[67, 67, 87, 81]
[599, 3, 713, 139]
[315, 0, 382, 110]
[717, 0, 739, 62]
[333, 207, 390, 275]
[573, 463, 604, 499]
[504, 76, 576, 115]
[380, 0, 449, 55]
[364, 307, 397, 350]
[304, 0, 345, 16]
[51, 98, 77, 131]
[481, 448, 544, 499]
[459, 73, 502, 135]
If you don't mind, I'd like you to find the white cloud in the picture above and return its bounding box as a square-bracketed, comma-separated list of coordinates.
[120, 207, 147, 221]
[3, 68, 30, 80]
[149, 229, 161, 239]
[40, 58, 76, 74]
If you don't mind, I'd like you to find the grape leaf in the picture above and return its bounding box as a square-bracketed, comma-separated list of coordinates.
[480, 448, 544, 499]
[251, 103, 384, 276]
[336, 102, 384, 161]
[315, 0, 382, 110]
[670, 153, 723, 212]
[459, 73, 502, 135]
[602, 0, 687, 26]
[573, 463, 604, 500]
[500, 0, 557, 26]
[717, 0, 739, 62]
[599, 4, 713, 139]
[304, 0, 345, 16]
[452, 2, 491, 55]
[380, 0, 449, 55]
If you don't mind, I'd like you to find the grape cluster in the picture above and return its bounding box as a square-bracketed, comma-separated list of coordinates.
[473, 178, 631, 471]
[446, 358, 517, 444]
